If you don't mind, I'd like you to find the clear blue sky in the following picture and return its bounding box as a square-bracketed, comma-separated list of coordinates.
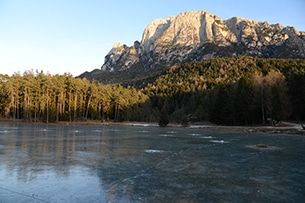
[1, 0, 304, 76]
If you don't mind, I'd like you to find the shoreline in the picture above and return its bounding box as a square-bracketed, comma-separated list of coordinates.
[0, 119, 304, 135]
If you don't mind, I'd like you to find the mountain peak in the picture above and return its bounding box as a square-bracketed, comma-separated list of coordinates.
[81, 10, 305, 82]
[113, 41, 121, 47]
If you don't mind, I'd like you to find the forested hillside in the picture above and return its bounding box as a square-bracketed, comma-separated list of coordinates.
[143, 57, 305, 125]
[1, 57, 305, 125]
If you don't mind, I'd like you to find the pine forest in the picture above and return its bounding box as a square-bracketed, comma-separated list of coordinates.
[1, 57, 305, 126]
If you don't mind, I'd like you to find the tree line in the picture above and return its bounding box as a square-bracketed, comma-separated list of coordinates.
[0, 57, 305, 125]
[0, 71, 151, 123]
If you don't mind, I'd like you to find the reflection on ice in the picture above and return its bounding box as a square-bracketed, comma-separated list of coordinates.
[0, 166, 105, 203]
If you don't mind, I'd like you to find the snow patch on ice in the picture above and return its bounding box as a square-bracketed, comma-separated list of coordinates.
[200, 136, 213, 139]
[145, 149, 164, 153]
[159, 134, 174, 137]
[210, 139, 229, 144]
[189, 133, 201, 136]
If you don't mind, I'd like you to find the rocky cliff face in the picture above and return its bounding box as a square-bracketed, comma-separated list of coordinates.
[81, 10, 305, 81]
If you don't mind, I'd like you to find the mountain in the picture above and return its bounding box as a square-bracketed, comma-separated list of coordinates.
[79, 10, 305, 83]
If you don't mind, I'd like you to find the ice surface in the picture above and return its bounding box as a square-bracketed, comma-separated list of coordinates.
[0, 123, 305, 202]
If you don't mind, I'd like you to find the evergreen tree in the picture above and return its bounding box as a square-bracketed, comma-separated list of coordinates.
[158, 108, 169, 127]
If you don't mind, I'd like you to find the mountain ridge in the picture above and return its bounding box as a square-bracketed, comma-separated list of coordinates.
[79, 10, 305, 83]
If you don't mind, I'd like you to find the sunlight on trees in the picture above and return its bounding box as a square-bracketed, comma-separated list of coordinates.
[0, 57, 304, 125]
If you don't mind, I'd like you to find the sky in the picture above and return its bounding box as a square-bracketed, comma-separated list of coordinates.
[0, 0, 305, 77]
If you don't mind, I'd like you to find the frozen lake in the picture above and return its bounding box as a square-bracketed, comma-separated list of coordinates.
[0, 123, 305, 202]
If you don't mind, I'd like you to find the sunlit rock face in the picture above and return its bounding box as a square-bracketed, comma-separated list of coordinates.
[140, 11, 235, 51]
[95, 10, 305, 74]
[138, 11, 238, 69]
[101, 41, 140, 72]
